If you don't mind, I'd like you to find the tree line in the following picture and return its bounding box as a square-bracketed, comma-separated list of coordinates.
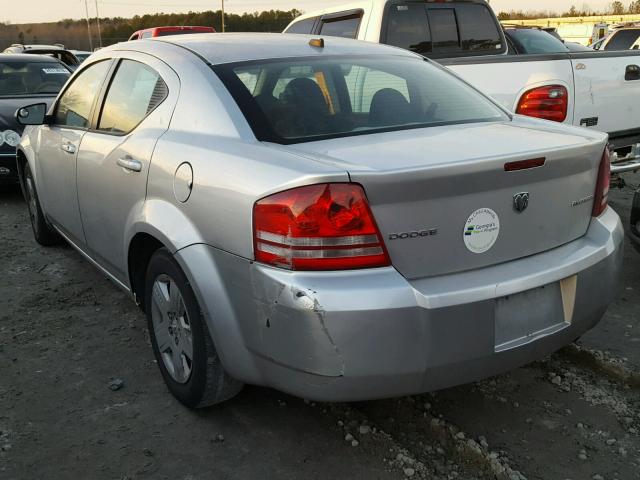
[498, 1, 640, 20]
[0, 9, 300, 50]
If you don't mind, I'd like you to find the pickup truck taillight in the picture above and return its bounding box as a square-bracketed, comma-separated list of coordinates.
[516, 85, 568, 122]
[253, 183, 390, 270]
[592, 148, 610, 217]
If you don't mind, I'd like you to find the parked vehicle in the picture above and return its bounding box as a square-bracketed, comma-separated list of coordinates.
[504, 27, 570, 54]
[593, 26, 640, 51]
[128, 25, 215, 40]
[0, 54, 69, 185]
[3, 44, 80, 70]
[284, 0, 640, 173]
[503, 27, 593, 54]
[564, 42, 594, 52]
[70, 50, 92, 63]
[15, 33, 622, 407]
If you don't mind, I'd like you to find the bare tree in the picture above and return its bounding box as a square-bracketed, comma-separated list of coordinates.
[609, 1, 626, 14]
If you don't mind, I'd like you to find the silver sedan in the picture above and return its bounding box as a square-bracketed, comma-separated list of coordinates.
[15, 33, 622, 407]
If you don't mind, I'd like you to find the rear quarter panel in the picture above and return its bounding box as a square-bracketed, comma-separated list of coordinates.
[145, 54, 349, 258]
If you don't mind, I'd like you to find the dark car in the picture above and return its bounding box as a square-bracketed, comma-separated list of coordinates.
[0, 54, 70, 185]
[504, 27, 570, 55]
[3, 44, 80, 70]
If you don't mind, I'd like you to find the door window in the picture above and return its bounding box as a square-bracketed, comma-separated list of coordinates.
[97, 59, 168, 134]
[285, 17, 317, 34]
[55, 60, 111, 128]
[605, 29, 640, 50]
[319, 15, 361, 38]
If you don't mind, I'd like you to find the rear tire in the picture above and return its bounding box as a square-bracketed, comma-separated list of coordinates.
[145, 248, 243, 408]
[22, 162, 61, 246]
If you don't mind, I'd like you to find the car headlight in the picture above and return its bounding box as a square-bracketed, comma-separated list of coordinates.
[3, 130, 20, 147]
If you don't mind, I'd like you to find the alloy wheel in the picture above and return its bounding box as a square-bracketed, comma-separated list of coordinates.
[151, 274, 194, 384]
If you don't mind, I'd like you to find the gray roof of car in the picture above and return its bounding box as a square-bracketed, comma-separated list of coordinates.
[149, 32, 419, 65]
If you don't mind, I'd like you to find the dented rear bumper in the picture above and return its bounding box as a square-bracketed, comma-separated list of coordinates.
[176, 208, 623, 402]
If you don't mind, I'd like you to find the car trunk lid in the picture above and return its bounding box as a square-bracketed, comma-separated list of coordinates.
[286, 121, 607, 279]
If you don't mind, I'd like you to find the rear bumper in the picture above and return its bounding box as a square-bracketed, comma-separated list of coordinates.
[0, 153, 18, 184]
[177, 208, 623, 402]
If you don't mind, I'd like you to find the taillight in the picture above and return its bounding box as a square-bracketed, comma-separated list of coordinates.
[592, 148, 610, 217]
[253, 183, 390, 271]
[516, 85, 568, 122]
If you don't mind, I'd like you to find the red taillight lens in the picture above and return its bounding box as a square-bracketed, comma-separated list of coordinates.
[592, 148, 610, 217]
[516, 85, 568, 122]
[253, 183, 390, 271]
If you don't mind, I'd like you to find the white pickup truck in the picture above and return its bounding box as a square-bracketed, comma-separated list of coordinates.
[284, 0, 640, 172]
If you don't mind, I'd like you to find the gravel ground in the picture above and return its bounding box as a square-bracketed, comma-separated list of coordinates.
[1, 174, 639, 480]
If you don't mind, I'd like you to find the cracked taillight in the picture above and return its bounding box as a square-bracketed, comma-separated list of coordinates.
[253, 183, 390, 271]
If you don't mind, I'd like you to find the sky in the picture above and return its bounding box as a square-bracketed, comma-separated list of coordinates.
[2, 0, 618, 24]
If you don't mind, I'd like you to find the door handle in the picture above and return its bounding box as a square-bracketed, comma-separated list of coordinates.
[625, 64, 640, 81]
[60, 143, 76, 154]
[117, 156, 142, 172]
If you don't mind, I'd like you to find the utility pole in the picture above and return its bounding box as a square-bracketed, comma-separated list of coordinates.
[221, 0, 225, 32]
[94, 0, 103, 48]
[84, 0, 94, 51]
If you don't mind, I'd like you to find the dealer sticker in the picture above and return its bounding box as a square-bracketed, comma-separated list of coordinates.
[42, 68, 67, 74]
[463, 208, 500, 254]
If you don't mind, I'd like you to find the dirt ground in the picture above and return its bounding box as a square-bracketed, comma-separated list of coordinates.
[1, 174, 639, 480]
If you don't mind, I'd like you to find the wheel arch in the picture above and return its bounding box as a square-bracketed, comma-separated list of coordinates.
[126, 199, 205, 311]
[127, 231, 166, 312]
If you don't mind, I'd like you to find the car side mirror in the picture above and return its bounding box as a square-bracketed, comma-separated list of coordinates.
[15, 103, 48, 126]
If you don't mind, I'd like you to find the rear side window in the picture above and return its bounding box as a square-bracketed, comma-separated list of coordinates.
[141, 31, 153, 39]
[97, 59, 168, 134]
[383, 2, 503, 57]
[605, 30, 640, 50]
[285, 17, 317, 34]
[319, 14, 362, 39]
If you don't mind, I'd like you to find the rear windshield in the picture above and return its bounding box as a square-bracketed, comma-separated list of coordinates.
[506, 29, 569, 54]
[0, 61, 69, 96]
[605, 29, 640, 50]
[384, 2, 503, 57]
[215, 55, 507, 144]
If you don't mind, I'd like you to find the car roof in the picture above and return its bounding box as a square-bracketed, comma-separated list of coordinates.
[140, 32, 419, 64]
[0, 53, 63, 63]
